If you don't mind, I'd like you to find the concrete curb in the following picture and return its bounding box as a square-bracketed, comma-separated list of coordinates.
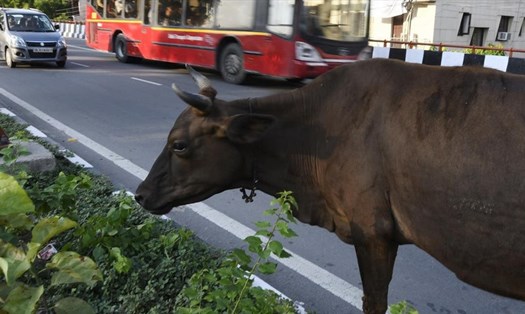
[372, 46, 525, 74]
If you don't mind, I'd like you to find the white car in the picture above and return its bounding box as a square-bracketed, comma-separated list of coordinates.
[0, 8, 67, 68]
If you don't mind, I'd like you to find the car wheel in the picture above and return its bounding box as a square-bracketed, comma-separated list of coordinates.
[56, 60, 66, 68]
[5, 48, 16, 68]
[220, 43, 246, 84]
[115, 34, 130, 63]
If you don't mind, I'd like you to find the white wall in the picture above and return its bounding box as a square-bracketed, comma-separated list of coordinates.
[369, 0, 436, 47]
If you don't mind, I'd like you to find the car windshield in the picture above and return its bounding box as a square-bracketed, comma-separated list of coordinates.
[7, 13, 55, 32]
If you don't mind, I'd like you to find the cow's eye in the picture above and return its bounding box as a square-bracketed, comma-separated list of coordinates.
[172, 140, 188, 154]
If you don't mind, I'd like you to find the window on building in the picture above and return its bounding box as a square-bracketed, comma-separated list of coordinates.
[520, 18, 525, 36]
[458, 12, 471, 36]
[498, 15, 512, 32]
[470, 27, 486, 46]
[496, 15, 513, 41]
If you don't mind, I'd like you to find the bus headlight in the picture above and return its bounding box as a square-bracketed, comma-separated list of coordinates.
[295, 41, 322, 62]
[8, 35, 26, 48]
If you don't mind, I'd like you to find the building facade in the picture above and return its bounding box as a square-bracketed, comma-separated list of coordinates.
[370, 0, 525, 55]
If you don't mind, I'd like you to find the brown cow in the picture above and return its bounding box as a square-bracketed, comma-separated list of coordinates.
[135, 58, 525, 314]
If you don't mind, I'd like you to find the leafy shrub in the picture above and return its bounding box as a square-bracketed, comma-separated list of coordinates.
[175, 192, 300, 314]
[0, 172, 102, 314]
[463, 43, 506, 56]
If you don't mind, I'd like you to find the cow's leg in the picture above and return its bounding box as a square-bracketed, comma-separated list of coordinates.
[350, 196, 398, 314]
[354, 237, 398, 314]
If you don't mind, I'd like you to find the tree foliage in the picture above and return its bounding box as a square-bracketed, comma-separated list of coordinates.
[1, 0, 72, 19]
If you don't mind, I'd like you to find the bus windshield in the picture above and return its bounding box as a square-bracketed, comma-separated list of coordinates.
[302, 0, 368, 41]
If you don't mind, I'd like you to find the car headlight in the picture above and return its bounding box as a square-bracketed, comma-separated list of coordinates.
[57, 37, 67, 48]
[295, 41, 323, 62]
[8, 35, 26, 48]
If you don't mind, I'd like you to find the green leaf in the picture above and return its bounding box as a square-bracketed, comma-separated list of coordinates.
[3, 284, 43, 314]
[0, 257, 30, 285]
[230, 248, 251, 266]
[0, 241, 30, 285]
[389, 301, 419, 314]
[46, 252, 102, 287]
[268, 240, 284, 256]
[0, 172, 34, 216]
[31, 216, 77, 244]
[254, 221, 271, 229]
[244, 236, 263, 254]
[255, 229, 271, 237]
[257, 262, 277, 275]
[25, 242, 41, 263]
[54, 297, 96, 314]
[263, 208, 277, 216]
[109, 247, 132, 274]
[276, 221, 298, 238]
[0, 213, 33, 230]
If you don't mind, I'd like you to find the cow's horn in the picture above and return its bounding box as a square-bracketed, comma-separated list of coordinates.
[172, 83, 212, 113]
[185, 64, 217, 100]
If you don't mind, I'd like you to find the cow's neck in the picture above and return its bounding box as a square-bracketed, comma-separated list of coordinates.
[235, 90, 338, 230]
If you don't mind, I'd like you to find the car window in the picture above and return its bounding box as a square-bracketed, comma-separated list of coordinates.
[7, 13, 55, 32]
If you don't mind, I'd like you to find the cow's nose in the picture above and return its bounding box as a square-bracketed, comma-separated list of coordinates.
[134, 193, 144, 206]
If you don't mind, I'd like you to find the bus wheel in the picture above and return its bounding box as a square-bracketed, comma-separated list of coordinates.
[115, 34, 130, 63]
[220, 43, 246, 84]
[5, 48, 16, 68]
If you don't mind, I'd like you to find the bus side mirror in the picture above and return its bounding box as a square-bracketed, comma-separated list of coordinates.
[54, 24, 60, 30]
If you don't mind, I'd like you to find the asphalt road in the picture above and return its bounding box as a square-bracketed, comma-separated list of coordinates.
[0, 38, 524, 314]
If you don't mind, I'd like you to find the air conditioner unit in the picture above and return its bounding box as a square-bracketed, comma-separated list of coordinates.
[497, 32, 511, 41]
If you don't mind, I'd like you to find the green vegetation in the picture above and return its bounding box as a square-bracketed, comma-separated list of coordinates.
[2, 0, 73, 20]
[429, 43, 506, 56]
[0, 112, 301, 313]
[463, 43, 506, 56]
[389, 300, 419, 314]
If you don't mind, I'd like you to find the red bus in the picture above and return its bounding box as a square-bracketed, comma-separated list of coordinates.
[86, 0, 370, 84]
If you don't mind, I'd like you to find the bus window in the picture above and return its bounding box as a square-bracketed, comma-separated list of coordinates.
[106, 0, 118, 18]
[144, 0, 152, 24]
[92, 0, 104, 16]
[124, 0, 139, 18]
[303, 0, 368, 41]
[159, 0, 183, 26]
[215, 0, 255, 29]
[268, 0, 294, 37]
[185, 0, 214, 27]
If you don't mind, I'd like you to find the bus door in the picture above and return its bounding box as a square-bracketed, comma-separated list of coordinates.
[87, 0, 113, 50]
[87, 0, 104, 44]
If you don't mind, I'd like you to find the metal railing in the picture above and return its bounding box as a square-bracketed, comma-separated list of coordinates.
[369, 39, 525, 58]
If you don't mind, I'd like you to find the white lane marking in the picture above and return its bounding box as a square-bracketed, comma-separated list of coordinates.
[0, 108, 16, 116]
[67, 44, 114, 55]
[0, 88, 364, 311]
[0, 88, 148, 179]
[131, 77, 163, 86]
[25, 125, 47, 138]
[70, 62, 90, 68]
[185, 202, 363, 310]
[65, 153, 93, 168]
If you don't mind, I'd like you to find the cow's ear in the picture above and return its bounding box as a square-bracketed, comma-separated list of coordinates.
[225, 114, 276, 144]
